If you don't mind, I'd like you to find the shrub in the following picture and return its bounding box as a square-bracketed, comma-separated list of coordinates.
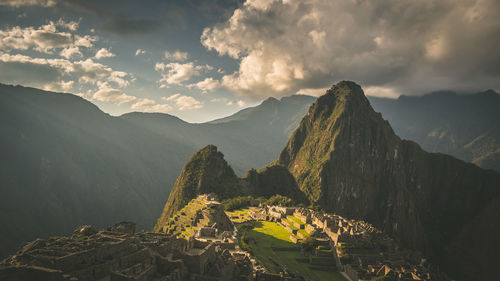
[222, 196, 254, 211]
[264, 194, 294, 206]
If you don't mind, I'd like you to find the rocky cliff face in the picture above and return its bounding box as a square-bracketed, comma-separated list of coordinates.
[278, 81, 500, 280]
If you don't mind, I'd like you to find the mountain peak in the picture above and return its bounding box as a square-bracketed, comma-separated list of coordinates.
[326, 80, 369, 106]
[155, 145, 239, 226]
[303, 81, 371, 123]
[261, 96, 279, 105]
[329, 80, 362, 93]
[278, 81, 500, 280]
[278, 81, 384, 203]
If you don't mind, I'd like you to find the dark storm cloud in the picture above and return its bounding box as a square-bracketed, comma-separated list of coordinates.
[55, 0, 242, 37]
[202, 0, 500, 99]
[56, 0, 167, 36]
[100, 17, 163, 37]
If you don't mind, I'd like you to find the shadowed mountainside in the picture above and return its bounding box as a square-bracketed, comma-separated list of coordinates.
[0, 83, 314, 258]
[0, 84, 194, 258]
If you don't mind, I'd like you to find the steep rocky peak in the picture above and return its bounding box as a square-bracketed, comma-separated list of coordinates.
[278, 81, 380, 171]
[191, 144, 225, 165]
[175, 144, 238, 192]
[308, 80, 370, 121]
[277, 81, 500, 281]
[155, 145, 239, 225]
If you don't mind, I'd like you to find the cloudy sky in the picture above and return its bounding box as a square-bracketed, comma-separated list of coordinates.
[1, 0, 499, 122]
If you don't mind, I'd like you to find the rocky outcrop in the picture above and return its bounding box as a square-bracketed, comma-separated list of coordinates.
[278, 81, 500, 280]
[157, 145, 242, 222]
[243, 165, 307, 203]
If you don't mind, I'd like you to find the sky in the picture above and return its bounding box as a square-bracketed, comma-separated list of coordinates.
[1, 0, 499, 123]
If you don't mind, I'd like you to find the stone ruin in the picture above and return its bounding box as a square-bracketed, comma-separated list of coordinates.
[0, 196, 271, 281]
[157, 195, 234, 240]
[0, 222, 254, 281]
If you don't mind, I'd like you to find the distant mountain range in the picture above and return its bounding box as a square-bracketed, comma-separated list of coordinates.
[0, 83, 314, 258]
[369, 90, 500, 172]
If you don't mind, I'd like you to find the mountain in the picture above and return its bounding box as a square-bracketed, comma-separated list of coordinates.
[0, 83, 314, 258]
[123, 94, 315, 175]
[278, 81, 500, 281]
[368, 90, 500, 172]
[0, 84, 196, 259]
[155, 145, 306, 229]
[156, 145, 242, 222]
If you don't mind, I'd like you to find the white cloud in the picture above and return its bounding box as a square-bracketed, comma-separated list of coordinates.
[0, 21, 95, 54]
[131, 98, 155, 108]
[94, 48, 115, 59]
[364, 86, 399, 99]
[155, 62, 209, 86]
[135, 49, 147, 56]
[131, 98, 172, 113]
[72, 58, 120, 85]
[201, 0, 500, 98]
[188, 77, 220, 93]
[56, 18, 79, 31]
[0, 0, 55, 7]
[108, 71, 130, 87]
[0, 52, 132, 91]
[164, 50, 188, 61]
[163, 93, 181, 101]
[42, 80, 74, 92]
[226, 100, 246, 107]
[91, 82, 136, 104]
[296, 87, 328, 97]
[161, 94, 203, 110]
[59, 46, 82, 59]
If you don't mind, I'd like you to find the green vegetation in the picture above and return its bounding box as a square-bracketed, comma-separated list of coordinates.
[264, 194, 294, 206]
[223, 194, 298, 212]
[222, 196, 258, 211]
[237, 221, 345, 281]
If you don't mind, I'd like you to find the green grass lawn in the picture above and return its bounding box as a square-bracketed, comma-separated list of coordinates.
[239, 221, 345, 281]
[288, 215, 305, 225]
[282, 218, 309, 237]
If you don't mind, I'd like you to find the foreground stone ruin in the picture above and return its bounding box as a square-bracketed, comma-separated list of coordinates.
[0, 219, 253, 281]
